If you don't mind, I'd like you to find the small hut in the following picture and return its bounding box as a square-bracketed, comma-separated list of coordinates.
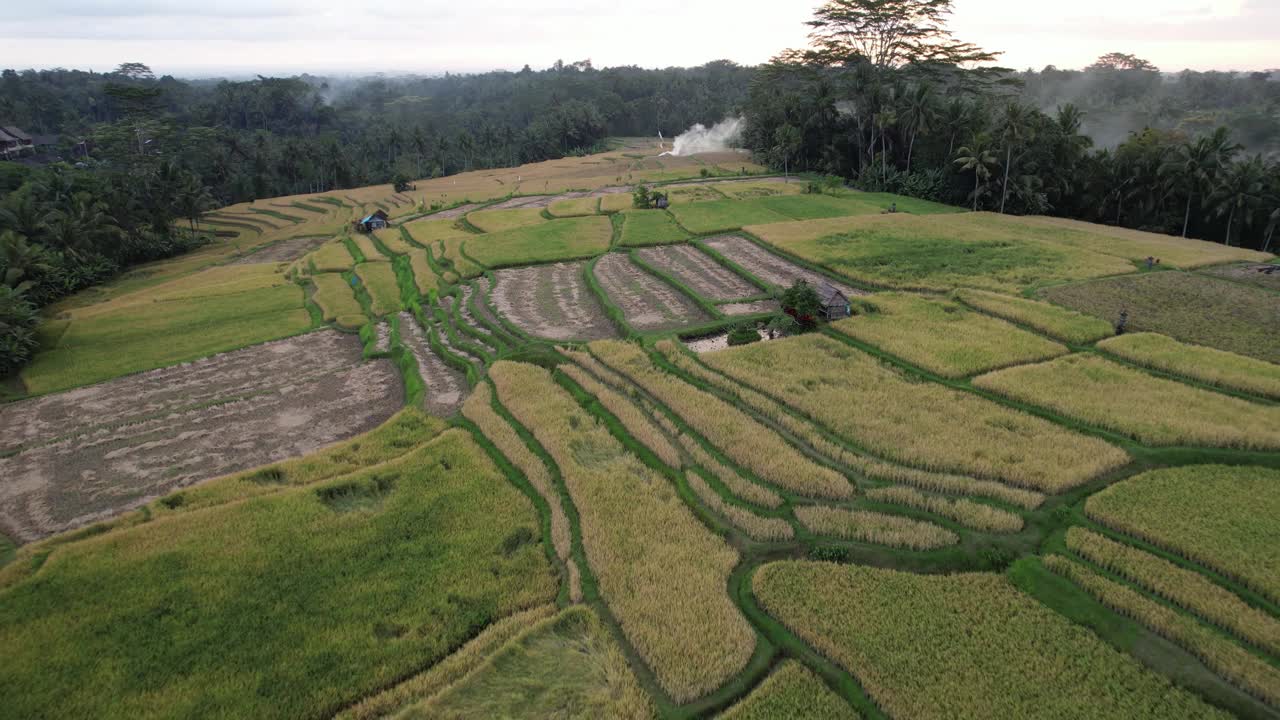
[817, 283, 852, 320]
[355, 209, 390, 233]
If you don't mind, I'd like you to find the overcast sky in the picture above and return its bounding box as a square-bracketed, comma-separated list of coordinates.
[1, 0, 1275, 77]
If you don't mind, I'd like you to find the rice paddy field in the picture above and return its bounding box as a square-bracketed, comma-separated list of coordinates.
[4, 142, 1278, 719]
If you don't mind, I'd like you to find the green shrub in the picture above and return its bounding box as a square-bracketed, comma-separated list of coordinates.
[0, 285, 40, 376]
[727, 323, 761, 346]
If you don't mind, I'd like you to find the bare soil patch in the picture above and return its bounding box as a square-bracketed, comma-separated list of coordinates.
[594, 252, 710, 331]
[434, 297, 486, 364]
[232, 235, 331, 264]
[398, 311, 468, 417]
[424, 203, 483, 220]
[684, 329, 774, 353]
[722, 299, 780, 316]
[702, 234, 866, 297]
[491, 262, 617, 341]
[1202, 263, 1280, 292]
[457, 285, 499, 355]
[635, 244, 759, 300]
[0, 330, 402, 543]
[489, 195, 557, 210]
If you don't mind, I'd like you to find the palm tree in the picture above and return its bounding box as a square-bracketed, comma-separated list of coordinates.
[175, 173, 215, 235]
[1207, 156, 1265, 246]
[899, 83, 937, 173]
[47, 193, 122, 259]
[0, 194, 50, 243]
[954, 138, 998, 212]
[997, 102, 1034, 214]
[0, 230, 52, 288]
[1159, 128, 1240, 238]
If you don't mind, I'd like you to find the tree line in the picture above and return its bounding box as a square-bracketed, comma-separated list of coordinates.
[740, 0, 1280, 251]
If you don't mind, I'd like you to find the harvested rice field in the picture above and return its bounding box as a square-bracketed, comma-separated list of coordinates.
[701, 234, 865, 296]
[593, 252, 711, 331]
[634, 243, 760, 300]
[397, 312, 468, 416]
[490, 261, 617, 340]
[0, 331, 402, 542]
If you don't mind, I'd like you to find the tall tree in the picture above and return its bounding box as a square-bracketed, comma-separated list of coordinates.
[954, 137, 998, 211]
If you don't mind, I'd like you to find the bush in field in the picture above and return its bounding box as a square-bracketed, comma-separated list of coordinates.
[780, 280, 821, 329]
[0, 284, 40, 376]
[632, 185, 651, 209]
[727, 323, 761, 346]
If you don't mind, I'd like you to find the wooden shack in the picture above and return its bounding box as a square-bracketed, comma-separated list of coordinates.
[0, 126, 34, 158]
[817, 283, 852, 320]
[355, 209, 390, 233]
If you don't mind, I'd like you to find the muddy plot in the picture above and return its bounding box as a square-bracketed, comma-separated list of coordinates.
[0, 331, 361, 454]
[398, 311, 468, 417]
[594, 252, 711, 331]
[434, 297, 486, 364]
[1202, 263, 1280, 291]
[0, 331, 402, 543]
[636, 244, 760, 301]
[470, 277, 510, 339]
[488, 195, 556, 210]
[233, 235, 331, 264]
[702, 235, 866, 297]
[721, 299, 780, 316]
[491, 262, 617, 341]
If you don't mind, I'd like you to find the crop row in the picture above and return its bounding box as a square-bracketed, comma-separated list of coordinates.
[489, 362, 755, 702]
[685, 471, 794, 542]
[794, 505, 958, 550]
[865, 486, 1023, 533]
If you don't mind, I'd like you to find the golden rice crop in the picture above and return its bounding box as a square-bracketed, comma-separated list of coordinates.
[1065, 528, 1280, 656]
[406, 249, 440, 295]
[973, 354, 1280, 449]
[655, 340, 1044, 509]
[335, 604, 558, 720]
[1045, 555, 1280, 707]
[685, 472, 793, 542]
[702, 335, 1127, 492]
[372, 229, 413, 255]
[794, 506, 958, 550]
[831, 293, 1068, 378]
[1085, 465, 1280, 605]
[467, 207, 547, 233]
[865, 486, 1023, 533]
[351, 233, 388, 262]
[1098, 333, 1280, 400]
[718, 660, 858, 720]
[437, 236, 485, 279]
[953, 288, 1114, 345]
[312, 272, 364, 321]
[754, 561, 1225, 719]
[489, 361, 755, 702]
[674, 433, 784, 509]
[403, 217, 470, 244]
[309, 239, 357, 272]
[600, 193, 635, 213]
[548, 196, 600, 217]
[354, 262, 402, 316]
[463, 383, 571, 564]
[589, 340, 854, 500]
[559, 364, 682, 469]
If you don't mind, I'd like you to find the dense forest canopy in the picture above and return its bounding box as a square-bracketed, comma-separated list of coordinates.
[1, 0, 1278, 376]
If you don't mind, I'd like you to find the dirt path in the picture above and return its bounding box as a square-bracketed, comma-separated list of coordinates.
[636, 244, 760, 301]
[491, 262, 617, 341]
[594, 252, 710, 331]
[0, 330, 401, 543]
[702, 235, 866, 297]
[398, 311, 468, 417]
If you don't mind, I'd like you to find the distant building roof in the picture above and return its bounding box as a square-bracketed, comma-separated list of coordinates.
[0, 128, 19, 144]
[1, 126, 32, 142]
[816, 283, 847, 305]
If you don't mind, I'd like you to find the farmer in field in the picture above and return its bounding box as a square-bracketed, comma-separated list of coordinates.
[1116, 308, 1129, 335]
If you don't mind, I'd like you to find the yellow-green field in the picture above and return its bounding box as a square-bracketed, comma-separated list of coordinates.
[465, 216, 612, 271]
[831, 292, 1068, 377]
[1097, 332, 1280, 399]
[467, 207, 548, 233]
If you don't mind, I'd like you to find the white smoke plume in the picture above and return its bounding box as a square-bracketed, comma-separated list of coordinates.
[661, 117, 744, 156]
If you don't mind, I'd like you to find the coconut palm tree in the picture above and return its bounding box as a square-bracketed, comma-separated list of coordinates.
[1207, 156, 1266, 246]
[997, 102, 1034, 214]
[899, 83, 938, 173]
[1159, 127, 1240, 238]
[954, 138, 998, 211]
[0, 230, 52, 288]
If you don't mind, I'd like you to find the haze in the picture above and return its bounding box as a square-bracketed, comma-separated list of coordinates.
[1, 0, 1275, 76]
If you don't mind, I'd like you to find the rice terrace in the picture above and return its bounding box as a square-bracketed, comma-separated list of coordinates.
[2, 1, 1280, 718]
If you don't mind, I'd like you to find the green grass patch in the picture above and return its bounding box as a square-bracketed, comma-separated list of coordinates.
[467, 208, 547, 233]
[1039, 272, 1280, 364]
[831, 292, 1068, 378]
[619, 210, 691, 247]
[547, 197, 599, 218]
[465, 217, 612, 273]
[668, 199, 793, 234]
[354, 263, 403, 316]
[22, 271, 309, 395]
[748, 213, 1135, 293]
[0, 430, 556, 720]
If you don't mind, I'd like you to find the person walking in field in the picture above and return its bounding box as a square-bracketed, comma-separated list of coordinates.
[1116, 308, 1129, 335]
